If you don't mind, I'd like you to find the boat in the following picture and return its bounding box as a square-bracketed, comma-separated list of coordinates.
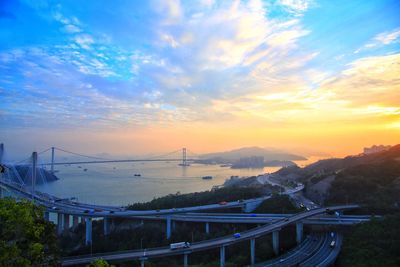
[83, 168, 88, 172]
[220, 164, 232, 167]
[134, 174, 141, 177]
[202, 176, 213, 180]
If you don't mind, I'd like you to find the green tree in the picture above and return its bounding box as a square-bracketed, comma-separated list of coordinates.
[0, 198, 59, 266]
[86, 258, 115, 267]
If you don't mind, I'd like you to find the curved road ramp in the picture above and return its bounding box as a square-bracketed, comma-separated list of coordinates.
[258, 232, 341, 267]
[61, 205, 357, 266]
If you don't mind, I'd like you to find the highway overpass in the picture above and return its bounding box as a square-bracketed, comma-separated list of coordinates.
[61, 205, 359, 267]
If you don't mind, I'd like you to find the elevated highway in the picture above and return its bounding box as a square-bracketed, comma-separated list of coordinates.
[0, 179, 270, 217]
[139, 212, 372, 225]
[61, 205, 359, 266]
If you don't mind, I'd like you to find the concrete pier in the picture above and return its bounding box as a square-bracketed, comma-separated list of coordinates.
[104, 217, 110, 236]
[220, 246, 225, 267]
[296, 222, 303, 244]
[184, 253, 189, 267]
[272, 230, 279, 255]
[250, 238, 255, 266]
[63, 214, 70, 231]
[72, 216, 79, 228]
[57, 213, 63, 235]
[166, 216, 172, 239]
[85, 217, 92, 245]
[205, 222, 210, 234]
[139, 257, 147, 267]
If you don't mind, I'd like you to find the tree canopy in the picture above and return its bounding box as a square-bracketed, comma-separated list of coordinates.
[0, 198, 59, 266]
[86, 258, 115, 267]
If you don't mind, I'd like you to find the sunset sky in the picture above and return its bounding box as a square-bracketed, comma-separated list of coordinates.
[1, 0, 399, 158]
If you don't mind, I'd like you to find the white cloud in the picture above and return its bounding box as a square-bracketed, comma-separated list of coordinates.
[74, 34, 94, 49]
[355, 28, 400, 53]
[278, 0, 312, 15]
[375, 28, 400, 45]
[64, 24, 81, 33]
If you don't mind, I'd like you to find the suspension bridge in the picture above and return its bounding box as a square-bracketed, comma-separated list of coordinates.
[0, 143, 367, 267]
[8, 145, 198, 170]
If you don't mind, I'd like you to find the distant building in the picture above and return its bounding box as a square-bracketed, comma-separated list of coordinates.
[363, 145, 391, 154]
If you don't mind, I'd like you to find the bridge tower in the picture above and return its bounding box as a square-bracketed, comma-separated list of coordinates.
[51, 147, 55, 173]
[0, 144, 3, 197]
[31, 151, 37, 203]
[182, 148, 187, 166]
[0, 143, 4, 164]
[179, 148, 190, 166]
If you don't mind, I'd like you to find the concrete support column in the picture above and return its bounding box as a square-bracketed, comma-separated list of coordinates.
[205, 222, 210, 234]
[183, 253, 188, 267]
[166, 216, 171, 239]
[72, 216, 79, 228]
[104, 217, 110, 236]
[57, 213, 63, 235]
[85, 217, 92, 245]
[44, 211, 50, 221]
[220, 246, 225, 267]
[63, 214, 70, 231]
[272, 230, 279, 255]
[250, 238, 255, 266]
[139, 257, 147, 267]
[296, 222, 303, 244]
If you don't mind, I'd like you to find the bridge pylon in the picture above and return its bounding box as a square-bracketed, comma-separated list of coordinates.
[0, 143, 4, 164]
[51, 147, 55, 173]
[31, 151, 37, 203]
[179, 148, 190, 166]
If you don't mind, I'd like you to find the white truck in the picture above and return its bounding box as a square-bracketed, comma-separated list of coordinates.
[170, 242, 190, 250]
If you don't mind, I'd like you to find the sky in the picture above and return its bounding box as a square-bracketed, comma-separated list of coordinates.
[0, 0, 399, 158]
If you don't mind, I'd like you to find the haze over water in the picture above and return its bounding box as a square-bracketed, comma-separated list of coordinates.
[36, 162, 281, 206]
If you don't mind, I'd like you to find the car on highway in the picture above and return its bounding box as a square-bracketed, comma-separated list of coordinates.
[170, 242, 190, 250]
[219, 201, 228, 205]
[330, 240, 336, 248]
[233, 233, 241, 238]
[84, 209, 95, 214]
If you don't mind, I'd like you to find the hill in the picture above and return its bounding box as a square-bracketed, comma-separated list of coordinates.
[272, 145, 400, 212]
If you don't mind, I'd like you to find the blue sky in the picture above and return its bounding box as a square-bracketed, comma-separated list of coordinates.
[0, 0, 399, 156]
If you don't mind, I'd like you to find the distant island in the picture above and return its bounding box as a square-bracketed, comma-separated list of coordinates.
[194, 146, 306, 168]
